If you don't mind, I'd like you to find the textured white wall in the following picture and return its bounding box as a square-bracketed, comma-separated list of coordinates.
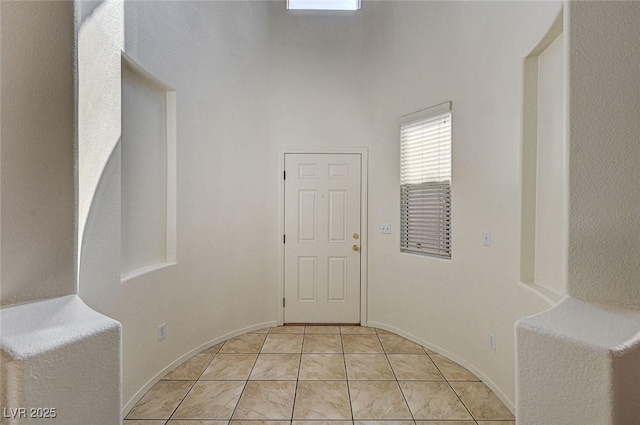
[1, 4, 122, 424]
[12, 0, 640, 420]
[516, 297, 640, 425]
[567, 1, 640, 307]
[268, 5, 368, 153]
[0, 1, 75, 306]
[78, 1, 277, 410]
[515, 4, 640, 422]
[78, 0, 567, 413]
[76, 0, 123, 281]
[1, 296, 121, 425]
[360, 1, 562, 407]
[265, 1, 562, 408]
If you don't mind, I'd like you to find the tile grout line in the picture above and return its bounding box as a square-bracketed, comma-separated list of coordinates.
[375, 328, 416, 424]
[291, 327, 306, 424]
[163, 342, 226, 422]
[131, 344, 221, 421]
[339, 328, 355, 423]
[439, 364, 478, 424]
[426, 349, 480, 423]
[127, 327, 512, 425]
[226, 332, 269, 423]
[194, 342, 223, 381]
[420, 347, 447, 382]
[298, 328, 352, 422]
[159, 341, 229, 422]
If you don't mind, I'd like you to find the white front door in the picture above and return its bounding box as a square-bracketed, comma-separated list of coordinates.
[284, 153, 361, 323]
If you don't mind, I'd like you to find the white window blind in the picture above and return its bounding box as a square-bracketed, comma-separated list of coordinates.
[400, 103, 452, 258]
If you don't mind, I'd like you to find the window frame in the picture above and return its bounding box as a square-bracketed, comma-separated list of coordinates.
[399, 101, 452, 259]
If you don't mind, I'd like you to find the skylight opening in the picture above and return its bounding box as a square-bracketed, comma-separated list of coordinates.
[287, 0, 361, 11]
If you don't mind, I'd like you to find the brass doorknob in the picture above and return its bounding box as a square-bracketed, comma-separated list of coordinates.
[353, 233, 360, 240]
[352, 245, 360, 252]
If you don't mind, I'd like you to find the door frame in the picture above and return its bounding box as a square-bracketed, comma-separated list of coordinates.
[278, 147, 368, 326]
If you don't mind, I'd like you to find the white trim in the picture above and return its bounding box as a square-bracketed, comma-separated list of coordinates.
[367, 320, 515, 414]
[399, 100, 452, 125]
[277, 147, 369, 326]
[562, 4, 570, 296]
[517, 281, 563, 305]
[120, 261, 177, 284]
[121, 52, 174, 92]
[165, 90, 177, 265]
[519, 8, 567, 294]
[121, 320, 276, 417]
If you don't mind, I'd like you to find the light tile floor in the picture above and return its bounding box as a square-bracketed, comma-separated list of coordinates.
[124, 326, 515, 425]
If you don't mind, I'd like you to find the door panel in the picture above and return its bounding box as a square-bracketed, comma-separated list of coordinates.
[284, 153, 361, 323]
[328, 257, 347, 302]
[328, 191, 347, 242]
[297, 257, 317, 301]
[298, 191, 318, 242]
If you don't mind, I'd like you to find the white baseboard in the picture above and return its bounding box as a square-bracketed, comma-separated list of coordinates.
[122, 320, 277, 417]
[367, 320, 515, 414]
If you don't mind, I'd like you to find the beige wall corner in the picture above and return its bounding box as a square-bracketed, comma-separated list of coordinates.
[0, 0, 75, 306]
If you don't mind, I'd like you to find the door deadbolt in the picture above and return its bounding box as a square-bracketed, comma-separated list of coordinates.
[353, 233, 360, 240]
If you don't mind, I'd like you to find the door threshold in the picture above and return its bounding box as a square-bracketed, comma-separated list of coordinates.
[284, 323, 361, 326]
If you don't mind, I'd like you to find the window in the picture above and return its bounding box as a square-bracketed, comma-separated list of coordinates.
[287, 0, 361, 11]
[400, 102, 452, 258]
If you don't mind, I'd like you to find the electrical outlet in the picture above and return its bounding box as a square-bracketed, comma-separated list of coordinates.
[158, 323, 166, 341]
[381, 223, 391, 234]
[488, 332, 496, 351]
